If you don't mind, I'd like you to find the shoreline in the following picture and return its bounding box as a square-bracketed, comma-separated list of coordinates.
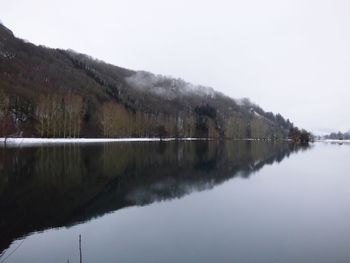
[1, 137, 333, 147]
[0, 137, 208, 147]
[316, 139, 350, 143]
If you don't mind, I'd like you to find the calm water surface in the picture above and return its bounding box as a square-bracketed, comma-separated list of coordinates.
[0, 141, 349, 263]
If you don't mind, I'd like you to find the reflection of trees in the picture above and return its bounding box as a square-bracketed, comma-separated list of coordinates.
[35, 144, 85, 185]
[0, 141, 308, 254]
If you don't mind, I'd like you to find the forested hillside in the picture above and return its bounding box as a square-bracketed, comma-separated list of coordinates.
[0, 23, 294, 139]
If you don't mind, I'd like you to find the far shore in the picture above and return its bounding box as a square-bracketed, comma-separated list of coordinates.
[316, 139, 350, 143]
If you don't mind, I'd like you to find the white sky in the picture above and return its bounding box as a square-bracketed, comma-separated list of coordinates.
[1, 0, 349, 134]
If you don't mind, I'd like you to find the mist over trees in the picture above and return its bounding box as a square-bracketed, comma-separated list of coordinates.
[0, 23, 297, 139]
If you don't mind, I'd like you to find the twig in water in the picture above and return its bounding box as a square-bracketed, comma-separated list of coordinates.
[79, 234, 82, 263]
[0, 239, 25, 263]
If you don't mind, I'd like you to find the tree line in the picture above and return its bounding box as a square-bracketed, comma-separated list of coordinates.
[35, 93, 83, 138]
[324, 131, 350, 140]
[288, 127, 311, 144]
[1, 90, 294, 139]
[0, 90, 15, 138]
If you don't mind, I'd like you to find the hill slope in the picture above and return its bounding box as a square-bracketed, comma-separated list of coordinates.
[0, 23, 293, 139]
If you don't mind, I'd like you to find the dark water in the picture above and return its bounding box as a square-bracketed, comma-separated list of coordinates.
[0, 141, 349, 263]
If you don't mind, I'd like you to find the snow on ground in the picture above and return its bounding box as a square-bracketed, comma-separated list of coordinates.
[317, 139, 350, 144]
[252, 110, 262, 118]
[0, 137, 206, 147]
[0, 137, 294, 148]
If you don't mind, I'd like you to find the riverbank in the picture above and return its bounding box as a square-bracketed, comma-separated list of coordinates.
[0, 137, 298, 147]
[0, 137, 207, 147]
[317, 139, 350, 144]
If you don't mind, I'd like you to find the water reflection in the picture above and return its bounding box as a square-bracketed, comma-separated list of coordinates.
[0, 141, 306, 254]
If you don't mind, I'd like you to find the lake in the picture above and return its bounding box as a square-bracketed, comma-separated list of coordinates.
[0, 140, 349, 263]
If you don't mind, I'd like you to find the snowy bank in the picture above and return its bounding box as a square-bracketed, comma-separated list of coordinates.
[317, 139, 350, 144]
[0, 137, 206, 147]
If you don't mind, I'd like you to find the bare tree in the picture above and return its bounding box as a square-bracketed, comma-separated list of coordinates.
[0, 91, 13, 144]
[35, 93, 84, 138]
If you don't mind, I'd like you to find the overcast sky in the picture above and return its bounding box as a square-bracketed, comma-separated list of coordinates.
[1, 0, 349, 134]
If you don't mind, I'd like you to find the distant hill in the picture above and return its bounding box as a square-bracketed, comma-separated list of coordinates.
[0, 23, 294, 139]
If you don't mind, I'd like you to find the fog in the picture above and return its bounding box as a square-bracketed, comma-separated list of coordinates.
[125, 71, 216, 99]
[1, 0, 349, 134]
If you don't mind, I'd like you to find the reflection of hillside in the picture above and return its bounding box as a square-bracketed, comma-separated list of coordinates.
[0, 141, 307, 254]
